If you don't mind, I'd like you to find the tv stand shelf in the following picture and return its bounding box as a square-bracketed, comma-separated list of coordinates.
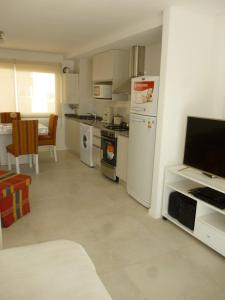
[171, 165, 225, 194]
[162, 165, 225, 257]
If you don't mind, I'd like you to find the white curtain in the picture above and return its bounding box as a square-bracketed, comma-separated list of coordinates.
[0, 60, 62, 115]
[0, 61, 16, 112]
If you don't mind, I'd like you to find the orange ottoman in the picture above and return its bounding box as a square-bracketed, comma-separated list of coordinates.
[0, 170, 31, 227]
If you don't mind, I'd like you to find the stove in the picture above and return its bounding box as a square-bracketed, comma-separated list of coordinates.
[101, 123, 129, 182]
[104, 123, 129, 132]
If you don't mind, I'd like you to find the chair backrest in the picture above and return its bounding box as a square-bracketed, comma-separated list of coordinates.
[48, 114, 58, 145]
[12, 120, 38, 156]
[0, 112, 21, 123]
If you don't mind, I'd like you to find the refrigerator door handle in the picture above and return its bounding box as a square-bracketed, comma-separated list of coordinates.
[130, 117, 145, 123]
[131, 107, 146, 111]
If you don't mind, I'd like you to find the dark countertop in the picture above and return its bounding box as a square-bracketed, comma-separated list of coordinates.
[64, 114, 102, 121]
[65, 114, 129, 138]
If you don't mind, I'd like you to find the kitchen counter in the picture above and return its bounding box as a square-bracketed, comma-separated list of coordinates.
[65, 114, 129, 137]
[64, 113, 102, 121]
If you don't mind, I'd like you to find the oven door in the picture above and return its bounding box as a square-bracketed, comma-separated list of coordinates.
[101, 135, 117, 166]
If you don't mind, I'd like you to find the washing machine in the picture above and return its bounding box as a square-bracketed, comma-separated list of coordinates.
[80, 123, 94, 167]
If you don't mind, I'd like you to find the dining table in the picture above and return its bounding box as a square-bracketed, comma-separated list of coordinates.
[0, 123, 48, 165]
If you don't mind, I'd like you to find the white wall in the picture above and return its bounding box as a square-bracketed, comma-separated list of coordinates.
[150, 7, 224, 218]
[145, 43, 162, 76]
[210, 13, 225, 117]
[0, 48, 74, 150]
[77, 58, 94, 115]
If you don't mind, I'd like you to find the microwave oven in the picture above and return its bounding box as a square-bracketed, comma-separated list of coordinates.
[93, 84, 112, 99]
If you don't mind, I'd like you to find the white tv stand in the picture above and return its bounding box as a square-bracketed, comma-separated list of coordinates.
[162, 165, 225, 257]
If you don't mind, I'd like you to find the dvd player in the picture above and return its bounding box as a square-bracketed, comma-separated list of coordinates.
[189, 187, 225, 209]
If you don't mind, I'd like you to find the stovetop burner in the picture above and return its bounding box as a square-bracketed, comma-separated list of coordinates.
[104, 124, 129, 132]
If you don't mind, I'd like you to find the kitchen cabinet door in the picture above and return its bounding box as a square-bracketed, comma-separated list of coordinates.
[116, 135, 129, 182]
[65, 119, 80, 156]
[65, 119, 72, 149]
[73, 120, 80, 155]
[92, 51, 114, 82]
[92, 50, 129, 101]
[62, 74, 79, 104]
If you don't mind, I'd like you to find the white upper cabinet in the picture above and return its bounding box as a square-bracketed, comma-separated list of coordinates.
[92, 50, 129, 94]
[62, 73, 79, 104]
[92, 51, 114, 82]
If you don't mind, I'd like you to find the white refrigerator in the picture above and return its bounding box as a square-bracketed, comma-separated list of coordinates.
[127, 76, 159, 208]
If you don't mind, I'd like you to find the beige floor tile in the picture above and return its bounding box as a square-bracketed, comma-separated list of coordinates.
[177, 242, 225, 290]
[2, 150, 225, 300]
[101, 268, 148, 300]
[2, 219, 38, 248]
[125, 250, 223, 300]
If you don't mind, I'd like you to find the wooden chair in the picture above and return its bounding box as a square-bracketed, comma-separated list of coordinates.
[6, 120, 39, 174]
[0, 112, 21, 123]
[38, 114, 58, 161]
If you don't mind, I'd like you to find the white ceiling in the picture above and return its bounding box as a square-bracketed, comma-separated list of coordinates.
[0, 0, 225, 58]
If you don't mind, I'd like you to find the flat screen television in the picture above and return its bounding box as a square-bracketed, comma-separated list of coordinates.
[183, 117, 225, 178]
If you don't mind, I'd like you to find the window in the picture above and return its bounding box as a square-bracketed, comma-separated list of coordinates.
[0, 61, 16, 112]
[0, 60, 61, 115]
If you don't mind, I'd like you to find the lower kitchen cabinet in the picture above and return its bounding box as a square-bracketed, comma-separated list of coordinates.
[65, 118, 80, 155]
[92, 127, 101, 167]
[116, 135, 129, 182]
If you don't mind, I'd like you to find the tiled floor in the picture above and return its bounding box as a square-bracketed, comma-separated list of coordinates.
[2, 151, 225, 300]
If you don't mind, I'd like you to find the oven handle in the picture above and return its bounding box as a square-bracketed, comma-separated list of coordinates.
[101, 136, 117, 142]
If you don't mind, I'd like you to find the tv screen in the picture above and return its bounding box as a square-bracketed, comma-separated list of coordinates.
[183, 117, 225, 178]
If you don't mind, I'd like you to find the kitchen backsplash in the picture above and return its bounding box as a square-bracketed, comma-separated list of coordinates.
[93, 101, 130, 122]
[63, 101, 130, 123]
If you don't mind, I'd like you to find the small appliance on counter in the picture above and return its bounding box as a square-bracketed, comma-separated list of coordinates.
[113, 115, 122, 125]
